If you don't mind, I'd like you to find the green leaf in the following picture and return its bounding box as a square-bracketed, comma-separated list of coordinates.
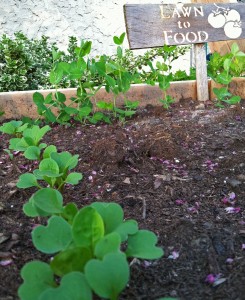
[78, 106, 92, 117]
[50, 68, 63, 85]
[235, 51, 245, 57]
[85, 252, 129, 300]
[224, 95, 241, 105]
[64, 107, 78, 115]
[32, 216, 72, 254]
[94, 232, 121, 259]
[213, 87, 231, 100]
[55, 92, 66, 103]
[39, 272, 92, 300]
[113, 33, 125, 45]
[43, 145, 57, 159]
[52, 48, 62, 61]
[91, 202, 138, 241]
[23, 199, 42, 217]
[105, 75, 116, 88]
[24, 146, 41, 160]
[113, 36, 121, 45]
[119, 32, 126, 43]
[93, 112, 105, 121]
[51, 152, 78, 173]
[39, 158, 60, 176]
[51, 247, 92, 276]
[216, 72, 232, 85]
[9, 137, 28, 151]
[96, 101, 113, 111]
[62, 203, 78, 224]
[223, 58, 231, 71]
[231, 43, 239, 55]
[44, 93, 53, 104]
[117, 46, 123, 59]
[114, 220, 138, 242]
[23, 125, 51, 146]
[18, 261, 55, 300]
[65, 172, 83, 185]
[32, 188, 63, 214]
[80, 41, 92, 57]
[17, 173, 40, 189]
[91, 202, 123, 233]
[72, 206, 104, 250]
[126, 230, 164, 259]
[0, 120, 23, 135]
[33, 92, 45, 109]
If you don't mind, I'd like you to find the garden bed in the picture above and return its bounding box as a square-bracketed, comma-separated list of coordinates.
[0, 77, 245, 120]
[0, 98, 245, 299]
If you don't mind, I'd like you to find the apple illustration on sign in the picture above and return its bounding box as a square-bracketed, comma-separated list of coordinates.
[208, 4, 242, 39]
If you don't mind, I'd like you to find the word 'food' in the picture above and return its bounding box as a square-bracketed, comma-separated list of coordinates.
[163, 30, 208, 45]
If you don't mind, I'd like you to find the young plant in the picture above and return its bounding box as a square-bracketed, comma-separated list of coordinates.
[0, 120, 28, 137]
[208, 43, 245, 107]
[18, 200, 163, 300]
[8, 125, 51, 160]
[17, 149, 83, 193]
[96, 33, 140, 121]
[33, 41, 108, 125]
[146, 60, 175, 109]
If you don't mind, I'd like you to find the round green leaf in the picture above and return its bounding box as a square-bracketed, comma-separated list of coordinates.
[43, 145, 57, 159]
[18, 261, 55, 300]
[39, 158, 60, 175]
[32, 188, 63, 214]
[24, 146, 41, 160]
[91, 202, 138, 240]
[65, 172, 83, 185]
[32, 216, 72, 254]
[17, 173, 39, 189]
[94, 232, 121, 259]
[85, 252, 129, 300]
[39, 272, 92, 300]
[90, 202, 123, 233]
[126, 230, 164, 259]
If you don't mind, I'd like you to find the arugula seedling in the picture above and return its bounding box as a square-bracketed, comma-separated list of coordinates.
[19, 201, 163, 300]
[17, 150, 83, 191]
[0, 120, 28, 137]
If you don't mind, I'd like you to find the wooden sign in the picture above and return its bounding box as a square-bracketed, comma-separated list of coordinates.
[124, 3, 245, 49]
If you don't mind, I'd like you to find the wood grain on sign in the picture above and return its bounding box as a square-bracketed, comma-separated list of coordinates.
[191, 0, 245, 54]
[124, 3, 245, 49]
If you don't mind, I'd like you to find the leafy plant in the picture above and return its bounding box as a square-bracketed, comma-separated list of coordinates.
[0, 120, 28, 137]
[8, 125, 51, 160]
[208, 43, 245, 107]
[18, 200, 163, 300]
[17, 150, 83, 192]
[0, 32, 54, 92]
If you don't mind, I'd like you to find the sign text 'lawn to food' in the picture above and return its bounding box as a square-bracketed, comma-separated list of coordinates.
[124, 3, 245, 49]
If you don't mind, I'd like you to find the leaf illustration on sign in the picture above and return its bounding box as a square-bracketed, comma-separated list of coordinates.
[208, 4, 242, 39]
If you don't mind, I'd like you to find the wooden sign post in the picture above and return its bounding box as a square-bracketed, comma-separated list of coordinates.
[124, 3, 245, 102]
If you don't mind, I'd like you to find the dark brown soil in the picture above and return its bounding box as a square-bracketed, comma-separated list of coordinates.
[0, 100, 245, 300]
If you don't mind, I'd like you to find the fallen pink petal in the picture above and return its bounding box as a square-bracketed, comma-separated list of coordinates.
[175, 199, 186, 205]
[187, 206, 198, 213]
[0, 259, 13, 266]
[226, 258, 234, 264]
[205, 274, 216, 284]
[225, 207, 241, 214]
[168, 251, 179, 260]
[229, 192, 236, 200]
